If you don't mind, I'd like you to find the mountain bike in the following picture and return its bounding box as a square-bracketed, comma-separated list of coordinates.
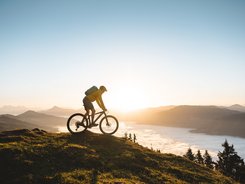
[67, 111, 119, 135]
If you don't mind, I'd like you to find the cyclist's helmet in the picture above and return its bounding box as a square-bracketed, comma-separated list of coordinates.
[100, 85, 107, 92]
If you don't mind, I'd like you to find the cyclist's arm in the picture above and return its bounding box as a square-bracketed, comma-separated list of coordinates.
[96, 96, 106, 111]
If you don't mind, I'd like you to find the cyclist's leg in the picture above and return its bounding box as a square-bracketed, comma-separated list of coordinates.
[83, 97, 91, 124]
[83, 96, 95, 125]
[84, 109, 89, 121]
[91, 108, 95, 125]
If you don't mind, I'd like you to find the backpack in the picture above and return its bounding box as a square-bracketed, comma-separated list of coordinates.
[85, 86, 98, 96]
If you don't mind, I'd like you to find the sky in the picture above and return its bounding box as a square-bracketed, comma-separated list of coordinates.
[0, 0, 245, 112]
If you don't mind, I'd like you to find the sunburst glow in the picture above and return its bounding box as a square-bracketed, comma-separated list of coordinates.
[105, 84, 150, 112]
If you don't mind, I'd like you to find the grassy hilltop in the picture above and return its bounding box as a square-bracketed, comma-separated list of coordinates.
[0, 129, 236, 184]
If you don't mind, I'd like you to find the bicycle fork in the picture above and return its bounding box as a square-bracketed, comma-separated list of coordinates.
[105, 116, 111, 126]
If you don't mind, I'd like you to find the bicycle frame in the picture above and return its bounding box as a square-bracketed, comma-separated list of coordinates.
[87, 111, 108, 124]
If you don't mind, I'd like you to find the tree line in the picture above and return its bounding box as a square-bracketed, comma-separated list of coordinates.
[184, 140, 245, 182]
[124, 132, 137, 143]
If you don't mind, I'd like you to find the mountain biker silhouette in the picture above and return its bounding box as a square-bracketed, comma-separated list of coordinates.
[82, 86, 107, 127]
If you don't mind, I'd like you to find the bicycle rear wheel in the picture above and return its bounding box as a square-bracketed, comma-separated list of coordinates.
[99, 115, 119, 135]
[67, 113, 88, 134]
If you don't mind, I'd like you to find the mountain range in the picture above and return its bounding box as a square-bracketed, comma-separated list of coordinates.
[0, 114, 38, 131]
[0, 110, 67, 132]
[1, 104, 245, 138]
[0, 105, 79, 116]
[122, 105, 245, 138]
[39, 106, 79, 117]
[1, 104, 245, 116]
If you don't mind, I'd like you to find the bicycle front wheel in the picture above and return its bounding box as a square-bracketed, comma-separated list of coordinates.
[67, 113, 88, 134]
[99, 115, 119, 135]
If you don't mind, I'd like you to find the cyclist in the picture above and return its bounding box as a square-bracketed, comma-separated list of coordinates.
[82, 86, 107, 127]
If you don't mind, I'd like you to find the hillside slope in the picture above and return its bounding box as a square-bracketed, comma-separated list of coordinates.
[0, 129, 235, 184]
[0, 115, 56, 132]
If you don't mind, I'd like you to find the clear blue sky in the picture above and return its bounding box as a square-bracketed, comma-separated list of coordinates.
[0, 0, 245, 111]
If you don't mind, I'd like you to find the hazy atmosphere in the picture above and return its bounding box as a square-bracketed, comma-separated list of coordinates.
[1, 1, 245, 183]
[1, 0, 245, 112]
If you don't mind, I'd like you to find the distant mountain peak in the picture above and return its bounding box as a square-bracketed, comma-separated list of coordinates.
[21, 110, 37, 115]
[47, 106, 74, 111]
[40, 106, 77, 117]
[50, 106, 61, 110]
[228, 104, 245, 112]
[230, 104, 243, 107]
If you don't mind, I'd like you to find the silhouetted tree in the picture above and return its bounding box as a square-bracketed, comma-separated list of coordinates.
[195, 150, 204, 165]
[217, 140, 245, 181]
[184, 148, 195, 161]
[129, 133, 132, 141]
[124, 132, 128, 139]
[203, 150, 213, 169]
[133, 134, 137, 143]
[239, 165, 245, 182]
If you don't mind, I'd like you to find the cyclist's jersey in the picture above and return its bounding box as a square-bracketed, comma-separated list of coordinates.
[86, 89, 106, 110]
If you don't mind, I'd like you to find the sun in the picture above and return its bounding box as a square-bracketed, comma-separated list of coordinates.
[105, 85, 150, 112]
